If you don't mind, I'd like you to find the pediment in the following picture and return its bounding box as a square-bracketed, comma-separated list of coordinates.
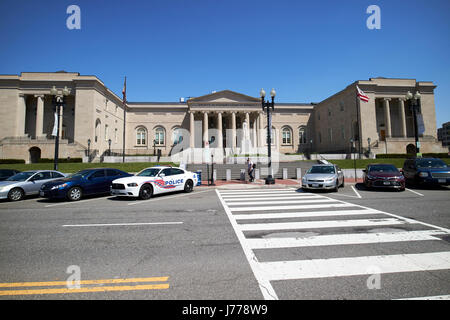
[188, 90, 260, 104]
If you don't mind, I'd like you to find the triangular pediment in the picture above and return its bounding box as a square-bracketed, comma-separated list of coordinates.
[188, 90, 260, 104]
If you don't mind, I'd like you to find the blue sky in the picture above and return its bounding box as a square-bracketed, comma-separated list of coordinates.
[1, 0, 449, 127]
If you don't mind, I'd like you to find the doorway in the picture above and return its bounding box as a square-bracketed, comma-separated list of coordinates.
[29, 147, 41, 163]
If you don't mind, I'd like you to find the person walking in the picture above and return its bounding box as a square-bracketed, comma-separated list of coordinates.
[247, 158, 255, 182]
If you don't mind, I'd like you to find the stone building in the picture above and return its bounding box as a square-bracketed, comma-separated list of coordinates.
[0, 72, 446, 163]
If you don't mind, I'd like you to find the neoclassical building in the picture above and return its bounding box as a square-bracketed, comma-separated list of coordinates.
[0, 72, 446, 163]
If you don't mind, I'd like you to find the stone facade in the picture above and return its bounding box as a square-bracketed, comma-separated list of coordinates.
[0, 72, 446, 163]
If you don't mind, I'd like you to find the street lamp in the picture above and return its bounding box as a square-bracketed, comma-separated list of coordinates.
[350, 138, 357, 182]
[260, 88, 276, 184]
[50, 85, 71, 171]
[405, 91, 421, 157]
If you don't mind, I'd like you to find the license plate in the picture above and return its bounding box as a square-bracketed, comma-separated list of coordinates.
[312, 183, 319, 187]
[438, 179, 446, 183]
[383, 181, 391, 185]
[39, 191, 44, 196]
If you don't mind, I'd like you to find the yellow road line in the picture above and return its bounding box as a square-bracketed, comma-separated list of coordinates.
[0, 276, 169, 288]
[0, 283, 169, 296]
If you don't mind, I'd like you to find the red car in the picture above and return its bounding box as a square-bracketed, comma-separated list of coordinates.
[363, 164, 405, 191]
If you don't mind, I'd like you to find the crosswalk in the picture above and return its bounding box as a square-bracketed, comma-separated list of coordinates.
[216, 187, 450, 300]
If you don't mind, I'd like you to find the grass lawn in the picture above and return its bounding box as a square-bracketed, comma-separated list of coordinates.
[0, 162, 178, 174]
[328, 158, 450, 169]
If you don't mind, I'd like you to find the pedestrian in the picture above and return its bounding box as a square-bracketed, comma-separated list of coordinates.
[247, 158, 254, 182]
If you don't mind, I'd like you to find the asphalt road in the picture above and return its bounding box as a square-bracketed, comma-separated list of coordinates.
[0, 183, 449, 300]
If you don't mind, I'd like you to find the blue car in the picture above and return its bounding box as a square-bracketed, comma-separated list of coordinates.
[402, 158, 450, 187]
[39, 168, 132, 201]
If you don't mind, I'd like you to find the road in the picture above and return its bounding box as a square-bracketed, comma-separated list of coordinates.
[0, 183, 449, 300]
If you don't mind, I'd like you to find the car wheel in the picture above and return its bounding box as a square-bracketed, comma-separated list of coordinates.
[67, 187, 83, 201]
[139, 184, 153, 200]
[8, 188, 24, 201]
[333, 182, 339, 192]
[341, 178, 345, 188]
[184, 180, 194, 193]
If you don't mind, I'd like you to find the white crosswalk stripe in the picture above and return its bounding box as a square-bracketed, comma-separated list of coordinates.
[216, 187, 450, 300]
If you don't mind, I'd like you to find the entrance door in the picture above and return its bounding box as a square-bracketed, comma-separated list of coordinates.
[29, 147, 41, 163]
[380, 130, 386, 141]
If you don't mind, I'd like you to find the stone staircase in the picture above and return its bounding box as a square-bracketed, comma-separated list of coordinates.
[186, 161, 318, 180]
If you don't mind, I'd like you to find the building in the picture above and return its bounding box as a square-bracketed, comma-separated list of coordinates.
[0, 72, 446, 163]
[437, 121, 450, 150]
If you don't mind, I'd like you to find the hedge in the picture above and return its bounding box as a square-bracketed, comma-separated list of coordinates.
[37, 158, 83, 163]
[376, 153, 449, 159]
[0, 159, 26, 164]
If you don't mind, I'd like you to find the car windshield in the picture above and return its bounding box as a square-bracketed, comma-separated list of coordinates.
[308, 166, 335, 174]
[136, 168, 161, 177]
[416, 159, 447, 168]
[369, 165, 398, 173]
[6, 171, 35, 181]
[66, 170, 92, 179]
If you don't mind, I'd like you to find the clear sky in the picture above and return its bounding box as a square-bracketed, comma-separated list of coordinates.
[1, 0, 449, 127]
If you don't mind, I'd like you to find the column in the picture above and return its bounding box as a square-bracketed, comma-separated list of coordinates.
[258, 112, 264, 147]
[383, 98, 392, 138]
[16, 94, 26, 136]
[35, 95, 45, 138]
[203, 111, 209, 148]
[217, 111, 223, 148]
[252, 117, 257, 147]
[398, 98, 407, 138]
[59, 105, 64, 139]
[245, 112, 250, 140]
[189, 111, 195, 148]
[231, 111, 236, 149]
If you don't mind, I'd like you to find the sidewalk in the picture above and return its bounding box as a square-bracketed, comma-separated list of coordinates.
[197, 178, 364, 188]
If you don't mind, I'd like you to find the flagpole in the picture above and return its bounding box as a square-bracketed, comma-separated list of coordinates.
[122, 76, 126, 163]
[355, 85, 362, 159]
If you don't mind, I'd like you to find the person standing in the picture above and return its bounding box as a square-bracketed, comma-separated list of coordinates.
[247, 158, 254, 182]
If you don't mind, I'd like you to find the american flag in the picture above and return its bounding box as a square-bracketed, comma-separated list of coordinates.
[122, 76, 127, 103]
[356, 85, 369, 102]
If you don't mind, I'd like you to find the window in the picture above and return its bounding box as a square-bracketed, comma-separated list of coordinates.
[105, 124, 109, 141]
[172, 127, 183, 145]
[51, 172, 65, 178]
[161, 168, 172, 176]
[298, 126, 307, 144]
[32, 172, 52, 180]
[328, 107, 332, 117]
[90, 170, 105, 179]
[95, 119, 101, 143]
[317, 112, 320, 120]
[341, 125, 345, 140]
[136, 127, 147, 145]
[114, 128, 118, 143]
[170, 168, 184, 175]
[318, 132, 322, 144]
[340, 101, 345, 112]
[282, 127, 292, 145]
[106, 169, 123, 177]
[155, 127, 165, 145]
[328, 128, 333, 142]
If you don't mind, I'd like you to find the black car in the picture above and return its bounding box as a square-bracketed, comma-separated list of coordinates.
[0, 169, 21, 181]
[402, 158, 450, 186]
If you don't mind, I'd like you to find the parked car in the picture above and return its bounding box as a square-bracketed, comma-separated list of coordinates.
[0, 170, 66, 201]
[0, 169, 21, 181]
[111, 166, 198, 200]
[402, 158, 450, 187]
[363, 163, 405, 191]
[39, 168, 132, 201]
[301, 164, 344, 192]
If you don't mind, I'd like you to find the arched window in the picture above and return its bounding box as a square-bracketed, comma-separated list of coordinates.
[155, 127, 165, 146]
[298, 126, 307, 144]
[282, 127, 292, 145]
[136, 127, 147, 145]
[172, 127, 183, 145]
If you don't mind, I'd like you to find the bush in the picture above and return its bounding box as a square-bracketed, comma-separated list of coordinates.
[376, 153, 449, 159]
[37, 158, 83, 163]
[0, 159, 26, 164]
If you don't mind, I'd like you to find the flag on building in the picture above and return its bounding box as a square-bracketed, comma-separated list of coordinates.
[122, 76, 127, 103]
[356, 85, 369, 102]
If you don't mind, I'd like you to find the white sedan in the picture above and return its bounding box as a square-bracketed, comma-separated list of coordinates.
[110, 166, 198, 200]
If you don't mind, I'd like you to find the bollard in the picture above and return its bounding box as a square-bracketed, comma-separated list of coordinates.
[255, 168, 260, 180]
[240, 169, 245, 181]
[226, 169, 231, 181]
[296, 168, 302, 180]
[283, 168, 288, 180]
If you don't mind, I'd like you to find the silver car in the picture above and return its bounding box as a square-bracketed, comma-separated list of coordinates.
[302, 164, 344, 192]
[0, 170, 66, 201]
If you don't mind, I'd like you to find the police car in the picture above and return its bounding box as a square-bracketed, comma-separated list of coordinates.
[110, 166, 198, 200]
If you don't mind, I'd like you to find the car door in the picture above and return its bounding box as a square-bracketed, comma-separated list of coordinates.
[27, 172, 53, 194]
[158, 168, 174, 193]
[169, 168, 186, 191]
[85, 169, 107, 194]
[335, 166, 343, 185]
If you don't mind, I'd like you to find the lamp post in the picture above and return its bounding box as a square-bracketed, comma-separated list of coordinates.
[405, 91, 421, 157]
[50, 86, 71, 171]
[260, 88, 276, 184]
[108, 139, 112, 156]
[87, 138, 91, 161]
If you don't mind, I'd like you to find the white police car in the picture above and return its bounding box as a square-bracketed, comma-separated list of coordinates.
[110, 166, 198, 200]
